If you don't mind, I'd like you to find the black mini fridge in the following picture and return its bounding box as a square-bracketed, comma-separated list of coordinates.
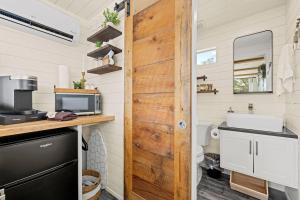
[0, 128, 78, 200]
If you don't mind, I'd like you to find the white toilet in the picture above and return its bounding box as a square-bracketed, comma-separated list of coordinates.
[196, 122, 213, 184]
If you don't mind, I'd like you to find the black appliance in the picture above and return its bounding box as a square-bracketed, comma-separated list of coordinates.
[0, 75, 46, 125]
[0, 128, 78, 200]
[55, 93, 102, 116]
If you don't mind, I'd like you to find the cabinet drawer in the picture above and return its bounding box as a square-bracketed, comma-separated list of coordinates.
[230, 171, 268, 200]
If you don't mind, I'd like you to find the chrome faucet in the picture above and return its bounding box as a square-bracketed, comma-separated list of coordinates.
[227, 107, 234, 113]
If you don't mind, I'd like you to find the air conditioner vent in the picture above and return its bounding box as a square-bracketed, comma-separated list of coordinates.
[0, 8, 74, 41]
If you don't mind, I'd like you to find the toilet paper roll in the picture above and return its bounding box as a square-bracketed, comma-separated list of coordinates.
[210, 128, 220, 139]
[58, 65, 69, 88]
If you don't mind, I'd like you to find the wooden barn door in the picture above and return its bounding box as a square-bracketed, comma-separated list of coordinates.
[125, 0, 192, 199]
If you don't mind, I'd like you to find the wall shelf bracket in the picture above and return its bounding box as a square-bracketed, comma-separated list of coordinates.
[114, 0, 130, 16]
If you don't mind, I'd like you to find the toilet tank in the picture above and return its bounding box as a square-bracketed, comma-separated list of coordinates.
[197, 122, 213, 146]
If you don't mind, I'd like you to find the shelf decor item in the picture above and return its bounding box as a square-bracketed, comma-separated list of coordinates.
[102, 9, 120, 28]
[101, 50, 115, 65]
[95, 41, 103, 48]
[86, 9, 122, 76]
[73, 71, 87, 89]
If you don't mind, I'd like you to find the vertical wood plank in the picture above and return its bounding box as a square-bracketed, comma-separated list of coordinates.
[174, 0, 192, 199]
[125, 0, 134, 199]
[125, 0, 192, 199]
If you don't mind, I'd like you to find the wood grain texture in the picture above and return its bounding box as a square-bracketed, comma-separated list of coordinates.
[54, 88, 99, 94]
[133, 93, 174, 126]
[133, 121, 174, 158]
[133, 28, 175, 68]
[0, 115, 115, 137]
[230, 171, 268, 196]
[174, 0, 192, 199]
[133, 60, 174, 94]
[132, 146, 174, 193]
[133, 0, 174, 41]
[133, 176, 173, 200]
[87, 25, 122, 43]
[87, 64, 122, 75]
[125, 0, 192, 199]
[124, 0, 134, 199]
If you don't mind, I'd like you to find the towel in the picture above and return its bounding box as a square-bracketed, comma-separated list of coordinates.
[47, 112, 77, 121]
[276, 44, 295, 96]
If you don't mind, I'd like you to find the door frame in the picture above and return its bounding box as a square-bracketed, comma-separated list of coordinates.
[124, 0, 193, 199]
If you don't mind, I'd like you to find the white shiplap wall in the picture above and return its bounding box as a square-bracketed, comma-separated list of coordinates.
[197, 6, 287, 153]
[285, 0, 300, 136]
[85, 1, 124, 198]
[285, 0, 300, 199]
[0, 21, 87, 113]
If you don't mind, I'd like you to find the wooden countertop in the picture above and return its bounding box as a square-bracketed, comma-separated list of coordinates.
[0, 115, 115, 137]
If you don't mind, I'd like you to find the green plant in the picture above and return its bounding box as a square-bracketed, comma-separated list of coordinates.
[96, 41, 103, 48]
[73, 81, 84, 89]
[102, 9, 120, 27]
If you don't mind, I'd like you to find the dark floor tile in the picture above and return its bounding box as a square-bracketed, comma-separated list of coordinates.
[198, 168, 287, 200]
[100, 189, 118, 200]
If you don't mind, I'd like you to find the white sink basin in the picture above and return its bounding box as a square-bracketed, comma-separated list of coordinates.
[226, 113, 283, 132]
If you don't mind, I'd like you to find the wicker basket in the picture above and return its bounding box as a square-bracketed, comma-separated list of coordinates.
[82, 169, 101, 200]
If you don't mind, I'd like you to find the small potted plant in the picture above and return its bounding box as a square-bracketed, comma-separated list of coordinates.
[95, 41, 103, 48]
[101, 8, 120, 28]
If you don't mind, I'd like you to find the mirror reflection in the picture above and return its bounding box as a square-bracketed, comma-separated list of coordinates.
[233, 31, 273, 94]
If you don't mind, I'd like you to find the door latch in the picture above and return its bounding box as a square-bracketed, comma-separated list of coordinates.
[178, 120, 187, 129]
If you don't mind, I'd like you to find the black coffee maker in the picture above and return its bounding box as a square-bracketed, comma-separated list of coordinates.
[0, 75, 46, 125]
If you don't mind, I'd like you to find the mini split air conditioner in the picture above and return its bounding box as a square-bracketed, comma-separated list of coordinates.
[0, 0, 80, 44]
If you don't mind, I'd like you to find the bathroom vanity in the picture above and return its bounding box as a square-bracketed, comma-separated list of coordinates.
[219, 122, 298, 188]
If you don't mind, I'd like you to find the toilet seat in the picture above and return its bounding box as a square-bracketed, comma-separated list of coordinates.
[196, 146, 204, 163]
[196, 146, 204, 184]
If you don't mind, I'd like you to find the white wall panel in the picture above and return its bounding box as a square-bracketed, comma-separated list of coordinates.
[197, 5, 287, 153]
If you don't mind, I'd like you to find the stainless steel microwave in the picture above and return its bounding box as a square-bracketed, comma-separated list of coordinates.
[55, 93, 102, 115]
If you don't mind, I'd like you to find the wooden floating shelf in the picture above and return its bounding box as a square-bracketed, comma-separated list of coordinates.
[87, 64, 122, 75]
[87, 44, 122, 59]
[87, 25, 122, 43]
[197, 89, 218, 94]
[234, 56, 265, 64]
[54, 88, 99, 94]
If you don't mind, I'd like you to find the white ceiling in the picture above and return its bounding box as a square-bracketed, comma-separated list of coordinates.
[198, 0, 286, 29]
[43, 0, 287, 24]
[44, 0, 110, 20]
[44, 0, 159, 21]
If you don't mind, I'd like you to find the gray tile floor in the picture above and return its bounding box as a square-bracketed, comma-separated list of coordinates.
[198, 168, 287, 200]
[99, 169, 287, 200]
[100, 190, 118, 200]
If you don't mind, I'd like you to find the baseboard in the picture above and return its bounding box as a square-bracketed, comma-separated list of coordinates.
[285, 187, 298, 200]
[105, 186, 123, 200]
[269, 182, 285, 192]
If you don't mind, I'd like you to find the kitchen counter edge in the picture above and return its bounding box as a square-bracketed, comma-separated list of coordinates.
[0, 115, 115, 137]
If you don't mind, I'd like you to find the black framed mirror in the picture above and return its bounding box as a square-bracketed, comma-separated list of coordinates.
[233, 30, 273, 94]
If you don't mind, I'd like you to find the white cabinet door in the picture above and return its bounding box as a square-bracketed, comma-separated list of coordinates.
[220, 130, 254, 176]
[254, 135, 298, 188]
